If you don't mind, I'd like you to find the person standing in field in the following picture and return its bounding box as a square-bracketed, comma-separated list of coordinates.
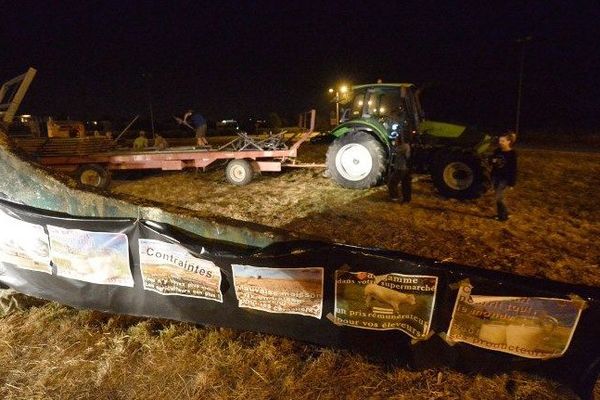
[179, 109, 209, 147]
[490, 131, 518, 221]
[387, 106, 413, 203]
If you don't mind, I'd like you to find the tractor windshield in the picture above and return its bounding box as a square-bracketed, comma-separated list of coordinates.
[349, 92, 366, 118]
[349, 88, 404, 119]
[345, 85, 422, 131]
[369, 89, 403, 118]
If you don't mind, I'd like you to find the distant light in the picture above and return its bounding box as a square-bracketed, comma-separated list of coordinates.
[93, 121, 98, 125]
[222, 120, 227, 123]
[21, 114, 31, 118]
[340, 85, 348, 93]
[358, 100, 363, 106]
[367, 100, 372, 106]
[328, 88, 334, 93]
[379, 107, 385, 113]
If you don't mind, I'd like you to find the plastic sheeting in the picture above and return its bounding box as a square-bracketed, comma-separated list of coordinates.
[0, 198, 598, 399]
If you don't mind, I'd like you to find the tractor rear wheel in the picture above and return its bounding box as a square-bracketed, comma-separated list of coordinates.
[431, 152, 485, 199]
[76, 164, 111, 190]
[326, 131, 386, 189]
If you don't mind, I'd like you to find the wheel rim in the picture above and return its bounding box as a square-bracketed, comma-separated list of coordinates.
[230, 165, 247, 182]
[80, 170, 102, 187]
[334, 143, 373, 181]
[443, 162, 473, 190]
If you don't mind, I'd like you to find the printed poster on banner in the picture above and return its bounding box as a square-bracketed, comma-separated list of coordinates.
[447, 282, 586, 359]
[138, 239, 222, 302]
[334, 271, 438, 339]
[0, 209, 51, 274]
[48, 225, 133, 287]
[232, 264, 324, 319]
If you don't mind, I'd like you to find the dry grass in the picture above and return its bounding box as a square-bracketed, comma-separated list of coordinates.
[1, 143, 599, 399]
[112, 144, 600, 286]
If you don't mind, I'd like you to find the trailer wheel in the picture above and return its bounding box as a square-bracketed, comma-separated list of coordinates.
[225, 159, 254, 185]
[76, 164, 111, 189]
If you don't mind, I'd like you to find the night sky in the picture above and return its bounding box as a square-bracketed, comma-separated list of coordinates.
[3, 1, 599, 130]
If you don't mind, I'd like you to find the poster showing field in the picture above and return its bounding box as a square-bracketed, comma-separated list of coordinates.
[447, 283, 585, 359]
[334, 271, 438, 339]
[138, 239, 222, 302]
[48, 225, 133, 287]
[0, 209, 51, 274]
[231, 265, 324, 318]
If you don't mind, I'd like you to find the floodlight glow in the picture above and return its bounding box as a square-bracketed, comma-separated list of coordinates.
[340, 85, 348, 93]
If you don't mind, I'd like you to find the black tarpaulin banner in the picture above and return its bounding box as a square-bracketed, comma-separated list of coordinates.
[0, 198, 598, 399]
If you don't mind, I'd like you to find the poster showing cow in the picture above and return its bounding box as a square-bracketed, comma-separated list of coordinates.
[47, 225, 133, 287]
[138, 239, 222, 302]
[334, 271, 438, 339]
[231, 265, 324, 319]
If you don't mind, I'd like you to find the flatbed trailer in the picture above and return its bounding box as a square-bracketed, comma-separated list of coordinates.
[33, 110, 320, 189]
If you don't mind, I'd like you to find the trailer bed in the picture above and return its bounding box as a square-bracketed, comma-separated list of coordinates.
[31, 110, 318, 189]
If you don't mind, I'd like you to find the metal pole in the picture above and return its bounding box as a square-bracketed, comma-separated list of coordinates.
[113, 115, 140, 143]
[143, 73, 155, 138]
[335, 91, 339, 124]
[515, 36, 532, 135]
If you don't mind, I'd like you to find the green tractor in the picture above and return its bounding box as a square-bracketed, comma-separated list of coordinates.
[326, 83, 494, 199]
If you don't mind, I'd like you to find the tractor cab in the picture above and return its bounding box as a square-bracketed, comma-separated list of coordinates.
[343, 84, 422, 138]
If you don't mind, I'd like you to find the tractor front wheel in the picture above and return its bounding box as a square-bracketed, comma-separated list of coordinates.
[431, 152, 485, 199]
[326, 131, 386, 189]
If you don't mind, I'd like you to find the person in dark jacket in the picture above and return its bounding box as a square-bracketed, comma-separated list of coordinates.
[179, 109, 209, 146]
[490, 131, 518, 221]
[387, 107, 412, 203]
